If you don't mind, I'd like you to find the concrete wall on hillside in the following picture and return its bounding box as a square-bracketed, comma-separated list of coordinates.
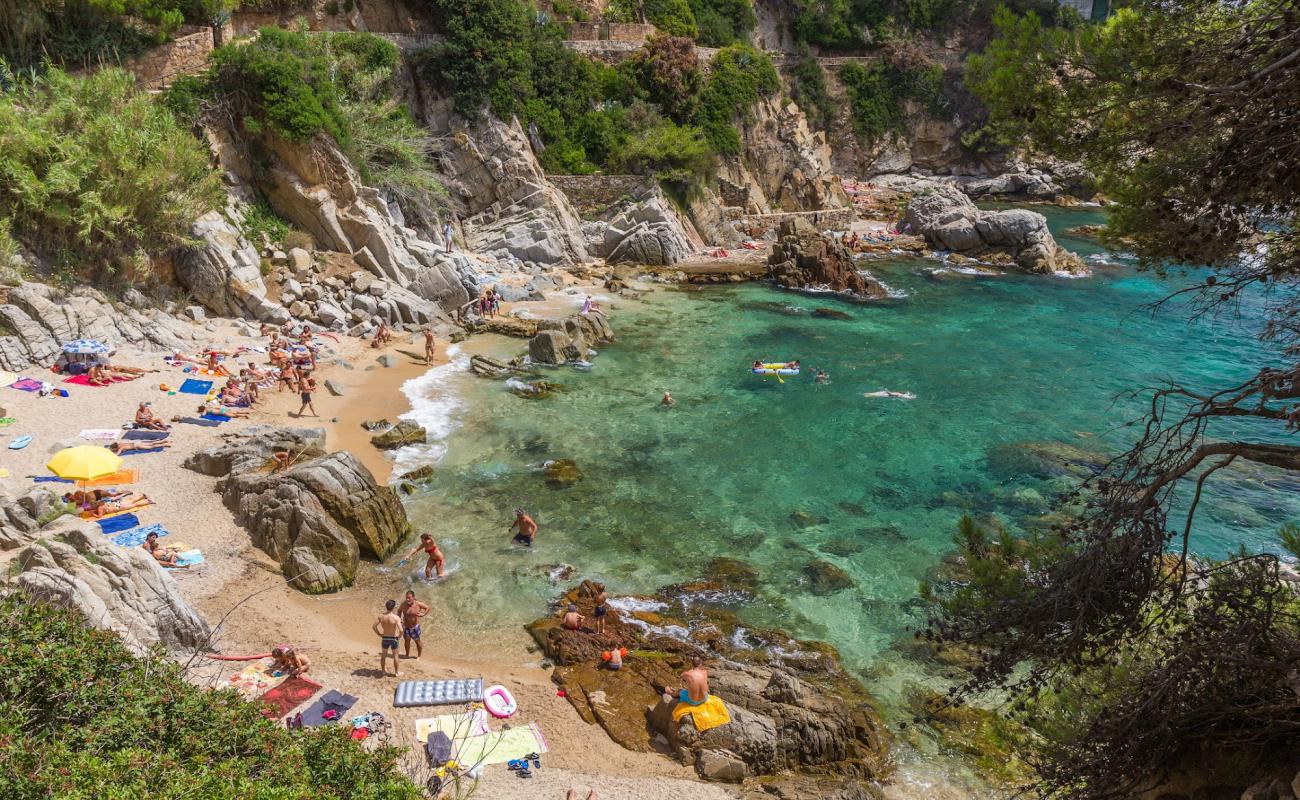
[548, 175, 655, 217]
[122, 26, 214, 89]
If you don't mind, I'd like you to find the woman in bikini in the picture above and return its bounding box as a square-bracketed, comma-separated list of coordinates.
[141, 531, 185, 568]
[401, 533, 445, 579]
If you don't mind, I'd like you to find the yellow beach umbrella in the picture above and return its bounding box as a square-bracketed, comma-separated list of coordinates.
[46, 445, 124, 482]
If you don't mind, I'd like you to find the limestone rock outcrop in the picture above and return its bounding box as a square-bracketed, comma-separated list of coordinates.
[176, 210, 283, 322]
[527, 310, 613, 365]
[0, 486, 68, 551]
[0, 282, 200, 372]
[185, 426, 409, 593]
[14, 524, 211, 654]
[528, 579, 891, 796]
[904, 185, 1087, 275]
[602, 195, 696, 266]
[767, 218, 889, 298]
[731, 96, 850, 213]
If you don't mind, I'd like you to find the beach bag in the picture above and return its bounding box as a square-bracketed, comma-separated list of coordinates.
[425, 732, 453, 767]
[65, 362, 88, 375]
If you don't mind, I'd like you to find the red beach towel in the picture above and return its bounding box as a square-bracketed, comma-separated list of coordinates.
[258, 675, 323, 719]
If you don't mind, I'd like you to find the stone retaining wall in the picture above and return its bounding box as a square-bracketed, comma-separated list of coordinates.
[548, 174, 654, 216]
[607, 22, 655, 42]
[122, 25, 214, 89]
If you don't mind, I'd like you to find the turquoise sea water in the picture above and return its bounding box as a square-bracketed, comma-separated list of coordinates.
[393, 205, 1296, 781]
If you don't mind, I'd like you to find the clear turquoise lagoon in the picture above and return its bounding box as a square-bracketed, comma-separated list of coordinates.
[394, 205, 1295, 786]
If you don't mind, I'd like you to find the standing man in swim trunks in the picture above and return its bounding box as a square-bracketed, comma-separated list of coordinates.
[372, 599, 403, 677]
[423, 328, 436, 365]
[398, 589, 430, 660]
[593, 585, 609, 634]
[509, 508, 537, 546]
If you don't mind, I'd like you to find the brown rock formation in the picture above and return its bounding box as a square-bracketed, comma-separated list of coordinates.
[527, 579, 891, 798]
[767, 218, 889, 299]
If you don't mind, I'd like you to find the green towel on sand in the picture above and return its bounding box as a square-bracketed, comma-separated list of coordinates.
[453, 723, 547, 767]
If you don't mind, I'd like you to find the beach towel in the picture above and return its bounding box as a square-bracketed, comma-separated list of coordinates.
[11, 379, 42, 392]
[178, 417, 220, 427]
[32, 476, 74, 484]
[64, 374, 129, 386]
[299, 689, 360, 728]
[229, 662, 285, 700]
[393, 678, 484, 708]
[258, 675, 322, 719]
[96, 514, 140, 534]
[415, 710, 490, 743]
[78, 428, 122, 441]
[671, 695, 731, 733]
[202, 412, 231, 422]
[123, 430, 168, 441]
[120, 447, 164, 456]
[0, 418, 16, 426]
[179, 378, 214, 395]
[453, 723, 549, 767]
[172, 549, 204, 567]
[109, 523, 167, 547]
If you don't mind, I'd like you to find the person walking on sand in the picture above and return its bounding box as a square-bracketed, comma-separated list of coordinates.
[372, 599, 403, 677]
[401, 533, 445, 580]
[398, 589, 430, 659]
[296, 374, 317, 417]
[423, 328, 436, 365]
[593, 585, 609, 634]
[509, 508, 537, 547]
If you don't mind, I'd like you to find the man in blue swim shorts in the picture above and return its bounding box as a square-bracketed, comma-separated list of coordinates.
[399, 589, 430, 659]
[372, 598, 403, 677]
[664, 655, 710, 706]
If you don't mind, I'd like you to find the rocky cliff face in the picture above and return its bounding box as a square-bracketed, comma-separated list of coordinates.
[185, 426, 409, 593]
[176, 209, 284, 323]
[729, 96, 850, 212]
[904, 185, 1087, 275]
[528, 579, 891, 797]
[14, 524, 212, 654]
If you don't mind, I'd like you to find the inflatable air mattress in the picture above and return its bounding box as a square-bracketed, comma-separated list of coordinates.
[393, 678, 484, 708]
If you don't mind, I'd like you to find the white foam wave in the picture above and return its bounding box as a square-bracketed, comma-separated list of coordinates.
[607, 597, 668, 614]
[391, 344, 470, 471]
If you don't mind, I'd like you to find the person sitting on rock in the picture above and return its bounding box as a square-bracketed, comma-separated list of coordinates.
[666, 655, 710, 706]
[134, 402, 169, 431]
[561, 603, 584, 632]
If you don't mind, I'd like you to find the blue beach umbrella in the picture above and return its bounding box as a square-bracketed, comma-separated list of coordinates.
[62, 339, 110, 356]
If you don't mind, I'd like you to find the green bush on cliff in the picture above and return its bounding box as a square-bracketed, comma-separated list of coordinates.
[695, 44, 779, 155]
[606, 0, 699, 39]
[0, 594, 422, 799]
[0, 66, 221, 282]
[790, 49, 836, 131]
[839, 53, 946, 146]
[687, 0, 756, 46]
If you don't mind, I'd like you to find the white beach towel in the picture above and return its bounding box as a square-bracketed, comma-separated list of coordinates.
[79, 428, 122, 441]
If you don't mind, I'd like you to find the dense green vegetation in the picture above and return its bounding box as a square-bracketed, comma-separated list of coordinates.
[695, 43, 780, 154]
[0, 0, 235, 70]
[607, 0, 699, 38]
[169, 28, 444, 224]
[687, 0, 756, 46]
[0, 594, 423, 799]
[0, 66, 221, 282]
[839, 44, 945, 145]
[932, 2, 1300, 795]
[790, 0, 1080, 51]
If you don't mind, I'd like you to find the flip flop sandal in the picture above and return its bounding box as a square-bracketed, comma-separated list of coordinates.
[506, 760, 523, 771]
[532, 757, 541, 769]
[524, 753, 539, 761]
[517, 769, 533, 779]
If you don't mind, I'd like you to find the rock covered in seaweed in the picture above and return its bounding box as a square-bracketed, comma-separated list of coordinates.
[526, 579, 891, 797]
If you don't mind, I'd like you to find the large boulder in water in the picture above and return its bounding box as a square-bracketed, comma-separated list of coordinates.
[527, 580, 891, 794]
[904, 185, 1087, 275]
[767, 218, 889, 299]
[14, 523, 211, 653]
[369, 419, 426, 449]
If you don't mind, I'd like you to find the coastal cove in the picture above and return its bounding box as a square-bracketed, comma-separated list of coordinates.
[382, 206, 1299, 785]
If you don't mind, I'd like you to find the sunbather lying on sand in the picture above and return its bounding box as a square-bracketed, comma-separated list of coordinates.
[84, 494, 152, 519]
[63, 488, 130, 505]
[142, 531, 186, 569]
[109, 439, 172, 454]
[198, 402, 251, 418]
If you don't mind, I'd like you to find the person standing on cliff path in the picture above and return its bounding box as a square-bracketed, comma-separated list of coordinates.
[373, 599, 402, 677]
[509, 508, 537, 546]
[442, 219, 454, 253]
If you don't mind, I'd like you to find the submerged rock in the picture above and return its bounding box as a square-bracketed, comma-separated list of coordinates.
[508, 379, 559, 398]
[804, 559, 856, 594]
[790, 509, 830, 528]
[703, 557, 760, 592]
[985, 440, 1108, 481]
[811, 307, 853, 320]
[469, 354, 514, 378]
[526, 580, 891, 794]
[543, 458, 582, 488]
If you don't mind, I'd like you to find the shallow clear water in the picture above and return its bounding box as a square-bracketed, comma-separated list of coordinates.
[391, 205, 1296, 782]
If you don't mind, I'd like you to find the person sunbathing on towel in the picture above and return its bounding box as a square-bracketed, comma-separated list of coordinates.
[63, 488, 130, 506]
[106, 363, 151, 377]
[134, 402, 169, 430]
[86, 363, 112, 386]
[198, 402, 251, 419]
[204, 350, 233, 377]
[142, 531, 186, 569]
[271, 644, 311, 676]
[109, 439, 172, 454]
[86, 494, 152, 519]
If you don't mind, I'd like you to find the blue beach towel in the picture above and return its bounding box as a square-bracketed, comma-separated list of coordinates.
[201, 413, 231, 422]
[110, 523, 167, 547]
[173, 549, 204, 567]
[179, 417, 220, 427]
[123, 430, 169, 441]
[179, 379, 213, 395]
[120, 447, 165, 456]
[32, 476, 74, 484]
[97, 514, 140, 535]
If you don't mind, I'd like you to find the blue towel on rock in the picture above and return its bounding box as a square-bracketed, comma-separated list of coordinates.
[179, 379, 213, 395]
[110, 523, 167, 547]
[97, 514, 140, 534]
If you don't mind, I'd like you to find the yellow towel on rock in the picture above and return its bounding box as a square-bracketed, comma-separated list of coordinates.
[672, 695, 731, 732]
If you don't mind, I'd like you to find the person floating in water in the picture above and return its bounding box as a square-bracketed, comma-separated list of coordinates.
[864, 389, 916, 400]
[510, 508, 538, 546]
[661, 391, 675, 407]
[814, 369, 829, 384]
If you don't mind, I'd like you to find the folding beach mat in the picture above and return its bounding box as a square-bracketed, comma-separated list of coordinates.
[96, 514, 140, 535]
[453, 723, 549, 767]
[393, 678, 484, 708]
[179, 379, 214, 395]
[123, 430, 169, 441]
[299, 689, 360, 728]
[258, 675, 323, 719]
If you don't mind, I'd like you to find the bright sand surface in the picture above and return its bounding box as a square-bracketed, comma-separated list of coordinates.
[0, 301, 736, 800]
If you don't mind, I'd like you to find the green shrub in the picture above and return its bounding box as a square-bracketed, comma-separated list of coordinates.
[240, 198, 291, 246]
[839, 50, 947, 146]
[695, 44, 779, 155]
[0, 67, 221, 282]
[607, 0, 699, 38]
[611, 113, 713, 183]
[688, 0, 755, 46]
[624, 35, 702, 123]
[0, 594, 423, 799]
[790, 49, 836, 130]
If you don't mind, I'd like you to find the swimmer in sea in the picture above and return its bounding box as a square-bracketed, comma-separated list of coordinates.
[661, 391, 675, 407]
[864, 389, 916, 400]
[814, 369, 829, 384]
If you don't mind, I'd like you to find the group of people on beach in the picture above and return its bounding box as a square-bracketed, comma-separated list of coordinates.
[372, 590, 430, 677]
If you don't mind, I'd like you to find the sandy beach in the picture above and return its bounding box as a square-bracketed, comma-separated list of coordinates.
[0, 287, 741, 800]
